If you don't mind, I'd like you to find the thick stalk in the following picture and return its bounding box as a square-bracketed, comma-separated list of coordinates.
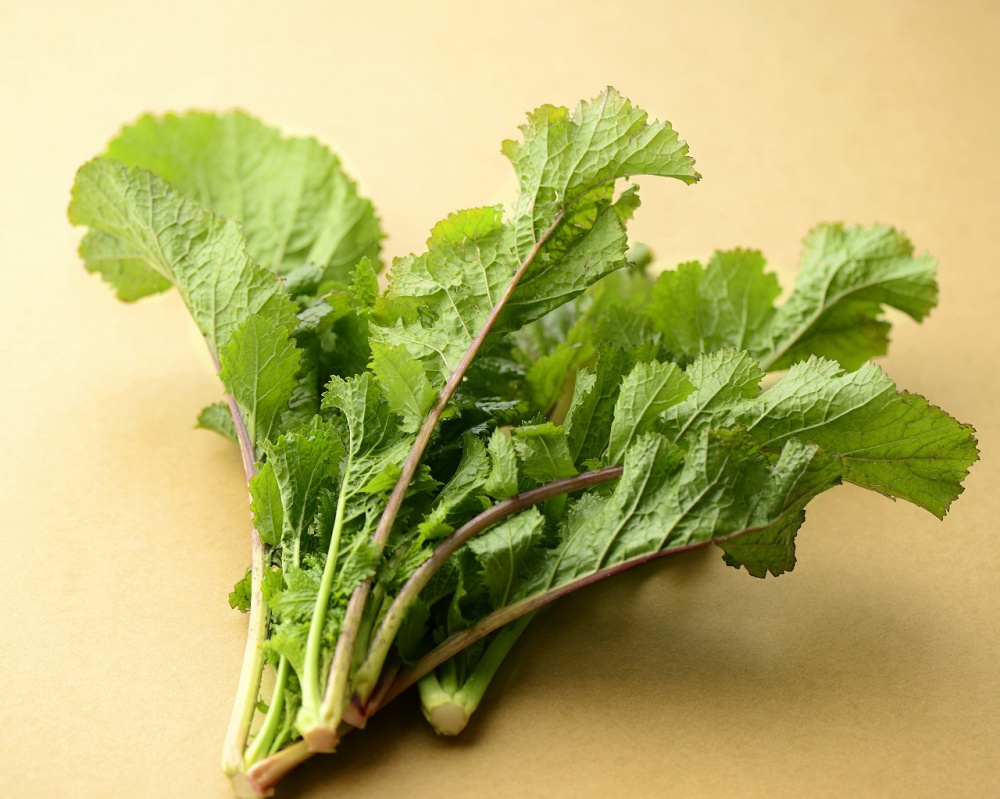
[314, 211, 568, 742]
[419, 613, 535, 735]
[352, 467, 624, 699]
[237, 740, 313, 799]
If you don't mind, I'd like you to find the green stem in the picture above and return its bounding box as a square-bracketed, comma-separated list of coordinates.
[215, 349, 271, 776]
[299, 452, 353, 729]
[222, 542, 268, 776]
[419, 614, 534, 735]
[243, 657, 290, 768]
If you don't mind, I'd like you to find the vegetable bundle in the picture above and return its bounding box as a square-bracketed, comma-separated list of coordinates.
[68, 88, 978, 797]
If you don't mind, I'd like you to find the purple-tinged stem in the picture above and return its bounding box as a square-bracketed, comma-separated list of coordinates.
[313, 211, 567, 744]
[352, 466, 624, 698]
[213, 351, 270, 777]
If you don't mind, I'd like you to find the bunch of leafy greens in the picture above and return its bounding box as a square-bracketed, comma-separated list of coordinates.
[69, 89, 978, 797]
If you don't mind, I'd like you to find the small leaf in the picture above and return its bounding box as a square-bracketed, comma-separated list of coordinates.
[468, 508, 547, 607]
[607, 360, 692, 463]
[229, 569, 253, 613]
[484, 428, 519, 500]
[220, 314, 302, 446]
[512, 423, 578, 483]
[370, 341, 436, 432]
[195, 402, 238, 443]
[249, 462, 284, 547]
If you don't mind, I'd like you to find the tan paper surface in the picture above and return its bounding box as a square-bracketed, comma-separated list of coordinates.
[2, 1, 997, 796]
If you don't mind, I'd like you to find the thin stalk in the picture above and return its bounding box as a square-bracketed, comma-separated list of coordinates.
[299, 451, 353, 728]
[216, 350, 271, 776]
[315, 211, 567, 740]
[222, 533, 268, 775]
[352, 466, 624, 699]
[243, 657, 290, 767]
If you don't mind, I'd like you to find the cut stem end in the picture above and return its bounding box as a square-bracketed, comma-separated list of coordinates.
[423, 700, 470, 736]
[303, 725, 339, 753]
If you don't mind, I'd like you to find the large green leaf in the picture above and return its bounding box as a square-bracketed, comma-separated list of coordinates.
[105, 110, 383, 282]
[69, 158, 298, 353]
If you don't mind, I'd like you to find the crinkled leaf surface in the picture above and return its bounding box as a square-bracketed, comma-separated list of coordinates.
[659, 351, 977, 518]
[372, 88, 699, 388]
[607, 360, 692, 463]
[511, 431, 839, 597]
[220, 314, 302, 447]
[69, 158, 298, 352]
[646, 224, 938, 371]
[105, 110, 383, 281]
[739, 357, 978, 517]
[648, 250, 779, 364]
[762, 224, 938, 370]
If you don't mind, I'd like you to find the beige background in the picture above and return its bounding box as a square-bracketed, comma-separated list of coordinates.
[2, 1, 998, 797]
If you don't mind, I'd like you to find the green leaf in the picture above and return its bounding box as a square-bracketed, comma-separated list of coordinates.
[716, 439, 843, 577]
[658, 350, 765, 443]
[265, 422, 346, 571]
[104, 110, 383, 282]
[322, 372, 396, 458]
[762, 224, 938, 370]
[69, 158, 298, 353]
[648, 250, 779, 363]
[739, 357, 979, 517]
[525, 337, 591, 411]
[262, 566, 284, 604]
[646, 225, 939, 372]
[219, 315, 302, 446]
[77, 229, 172, 301]
[249, 462, 284, 547]
[500, 200, 632, 328]
[526, 430, 839, 594]
[351, 256, 380, 309]
[512, 423, 578, 483]
[418, 435, 491, 540]
[564, 347, 639, 465]
[229, 569, 253, 612]
[370, 341, 436, 432]
[718, 511, 805, 579]
[503, 87, 697, 282]
[372, 88, 699, 389]
[467, 508, 546, 608]
[484, 428, 519, 500]
[372, 205, 510, 385]
[607, 360, 692, 463]
[195, 402, 238, 443]
[334, 536, 381, 596]
[516, 262, 659, 413]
